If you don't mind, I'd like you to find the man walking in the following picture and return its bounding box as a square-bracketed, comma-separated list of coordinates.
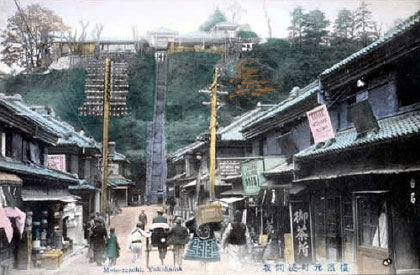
[128, 222, 150, 265]
[152, 208, 167, 223]
[138, 210, 148, 230]
[167, 217, 189, 268]
[221, 210, 251, 269]
[152, 208, 168, 265]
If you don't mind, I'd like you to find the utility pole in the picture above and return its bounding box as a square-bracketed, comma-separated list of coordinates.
[209, 67, 218, 200]
[101, 57, 112, 212]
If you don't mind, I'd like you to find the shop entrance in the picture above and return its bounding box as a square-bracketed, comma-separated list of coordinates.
[355, 192, 394, 274]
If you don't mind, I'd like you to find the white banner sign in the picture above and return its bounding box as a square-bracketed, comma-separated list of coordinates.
[47, 154, 66, 172]
[306, 104, 335, 143]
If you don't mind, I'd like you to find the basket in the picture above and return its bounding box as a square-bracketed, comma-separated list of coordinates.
[196, 202, 224, 226]
[41, 250, 63, 269]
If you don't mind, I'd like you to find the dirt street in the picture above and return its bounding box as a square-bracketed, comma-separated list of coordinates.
[17, 205, 264, 275]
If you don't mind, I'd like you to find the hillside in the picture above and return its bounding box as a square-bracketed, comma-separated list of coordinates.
[0, 39, 364, 186]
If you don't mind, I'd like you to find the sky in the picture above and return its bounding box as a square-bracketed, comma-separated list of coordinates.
[1, 0, 420, 72]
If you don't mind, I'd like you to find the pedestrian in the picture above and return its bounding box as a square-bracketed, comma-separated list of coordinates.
[91, 218, 108, 266]
[184, 215, 222, 267]
[152, 208, 168, 265]
[138, 210, 147, 230]
[106, 228, 120, 266]
[128, 222, 151, 265]
[152, 208, 167, 223]
[86, 214, 96, 263]
[167, 217, 189, 268]
[221, 210, 251, 268]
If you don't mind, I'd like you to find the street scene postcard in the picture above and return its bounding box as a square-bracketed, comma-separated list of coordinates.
[0, 0, 420, 274]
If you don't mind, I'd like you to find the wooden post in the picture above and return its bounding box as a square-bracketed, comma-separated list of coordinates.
[101, 57, 112, 213]
[209, 67, 218, 200]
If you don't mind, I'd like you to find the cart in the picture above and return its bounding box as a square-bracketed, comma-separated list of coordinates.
[145, 223, 171, 267]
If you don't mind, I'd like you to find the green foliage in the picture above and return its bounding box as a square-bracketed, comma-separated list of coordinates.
[237, 31, 258, 38]
[333, 9, 355, 42]
[166, 52, 219, 153]
[199, 9, 227, 32]
[1, 54, 156, 189]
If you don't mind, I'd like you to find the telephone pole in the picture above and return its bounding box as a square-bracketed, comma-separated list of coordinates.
[101, 57, 112, 212]
[209, 68, 218, 200]
[199, 67, 227, 200]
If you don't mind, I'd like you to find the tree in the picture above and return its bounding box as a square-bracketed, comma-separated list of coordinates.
[199, 9, 227, 32]
[263, 0, 272, 38]
[225, 0, 246, 24]
[301, 9, 330, 45]
[333, 9, 355, 42]
[0, 3, 70, 72]
[288, 6, 305, 44]
[354, 1, 376, 45]
[228, 59, 276, 103]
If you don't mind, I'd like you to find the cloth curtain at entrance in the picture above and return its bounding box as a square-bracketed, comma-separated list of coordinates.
[0, 206, 13, 243]
[372, 211, 388, 249]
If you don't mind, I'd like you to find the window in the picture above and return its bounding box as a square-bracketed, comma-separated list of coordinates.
[5, 131, 13, 158]
[397, 54, 420, 107]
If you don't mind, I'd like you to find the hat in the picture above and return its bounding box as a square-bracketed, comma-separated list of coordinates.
[136, 222, 143, 228]
[174, 217, 182, 224]
[157, 207, 165, 213]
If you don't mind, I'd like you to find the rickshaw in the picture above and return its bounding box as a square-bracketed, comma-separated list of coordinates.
[145, 223, 171, 267]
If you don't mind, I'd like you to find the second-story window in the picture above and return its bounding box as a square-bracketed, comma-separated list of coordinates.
[5, 131, 13, 158]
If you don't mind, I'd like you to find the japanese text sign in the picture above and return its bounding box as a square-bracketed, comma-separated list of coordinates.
[306, 104, 335, 143]
[290, 201, 312, 264]
[241, 158, 266, 195]
[47, 154, 66, 172]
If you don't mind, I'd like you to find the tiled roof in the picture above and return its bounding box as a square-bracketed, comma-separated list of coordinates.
[321, 11, 420, 76]
[218, 106, 274, 141]
[242, 81, 319, 131]
[30, 106, 101, 150]
[168, 141, 206, 162]
[69, 180, 97, 190]
[109, 152, 129, 162]
[0, 159, 80, 184]
[296, 111, 420, 159]
[108, 177, 134, 188]
[0, 94, 60, 138]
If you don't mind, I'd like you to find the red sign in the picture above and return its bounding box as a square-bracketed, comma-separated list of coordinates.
[48, 154, 66, 172]
[306, 104, 335, 143]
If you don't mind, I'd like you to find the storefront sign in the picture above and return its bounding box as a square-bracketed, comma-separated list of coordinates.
[241, 158, 266, 195]
[218, 159, 242, 176]
[290, 201, 313, 264]
[47, 154, 66, 172]
[306, 104, 335, 143]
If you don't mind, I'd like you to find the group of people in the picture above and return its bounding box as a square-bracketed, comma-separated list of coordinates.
[86, 213, 121, 266]
[86, 208, 252, 270]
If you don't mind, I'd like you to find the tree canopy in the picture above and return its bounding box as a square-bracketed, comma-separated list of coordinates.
[1, 4, 70, 72]
[199, 9, 227, 32]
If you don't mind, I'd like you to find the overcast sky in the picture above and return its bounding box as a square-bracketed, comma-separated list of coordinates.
[1, 0, 419, 71]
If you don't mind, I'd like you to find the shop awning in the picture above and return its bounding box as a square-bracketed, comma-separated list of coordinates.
[220, 188, 245, 196]
[260, 183, 307, 197]
[22, 188, 80, 202]
[0, 173, 22, 185]
[294, 167, 420, 182]
[182, 180, 197, 189]
[218, 197, 246, 204]
[263, 163, 294, 177]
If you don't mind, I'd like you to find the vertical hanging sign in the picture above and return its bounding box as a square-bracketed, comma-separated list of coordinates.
[290, 201, 313, 264]
[306, 104, 335, 143]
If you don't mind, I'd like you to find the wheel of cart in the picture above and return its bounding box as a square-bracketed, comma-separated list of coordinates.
[145, 223, 171, 267]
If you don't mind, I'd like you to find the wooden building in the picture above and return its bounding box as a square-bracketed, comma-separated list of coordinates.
[0, 94, 81, 271]
[293, 11, 420, 274]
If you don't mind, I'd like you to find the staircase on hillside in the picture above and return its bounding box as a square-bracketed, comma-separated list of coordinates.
[145, 50, 168, 204]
